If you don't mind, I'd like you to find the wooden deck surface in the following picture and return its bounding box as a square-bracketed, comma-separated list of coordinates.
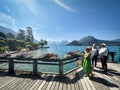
[0, 62, 120, 90]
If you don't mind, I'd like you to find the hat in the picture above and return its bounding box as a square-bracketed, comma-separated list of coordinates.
[101, 43, 106, 46]
[93, 43, 96, 46]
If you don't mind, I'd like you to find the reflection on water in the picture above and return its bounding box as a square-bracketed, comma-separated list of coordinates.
[31, 48, 49, 58]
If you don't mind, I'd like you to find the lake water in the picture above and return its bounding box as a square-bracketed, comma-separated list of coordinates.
[0, 46, 120, 73]
[32, 46, 120, 62]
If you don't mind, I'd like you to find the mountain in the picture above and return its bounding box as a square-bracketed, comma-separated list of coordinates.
[67, 40, 81, 46]
[48, 40, 69, 46]
[59, 40, 69, 45]
[67, 36, 120, 46]
[0, 26, 17, 35]
[112, 39, 120, 42]
[79, 36, 97, 45]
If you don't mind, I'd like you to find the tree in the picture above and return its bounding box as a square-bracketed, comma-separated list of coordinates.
[0, 32, 6, 47]
[0, 32, 7, 54]
[0, 32, 6, 38]
[39, 39, 48, 47]
[25, 27, 34, 42]
[7, 39, 17, 51]
[6, 33, 15, 39]
[17, 29, 25, 41]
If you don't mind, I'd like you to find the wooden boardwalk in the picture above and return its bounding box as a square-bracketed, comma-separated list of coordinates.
[0, 62, 120, 90]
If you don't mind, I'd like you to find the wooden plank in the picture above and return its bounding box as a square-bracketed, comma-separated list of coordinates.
[108, 63, 120, 72]
[76, 67, 84, 90]
[77, 75, 84, 90]
[29, 75, 45, 90]
[85, 77, 96, 90]
[81, 77, 88, 90]
[0, 62, 120, 90]
[34, 74, 47, 90]
[83, 77, 92, 90]
[54, 77, 60, 90]
[21, 79, 35, 90]
[73, 70, 80, 90]
[0, 76, 14, 85]
[12, 79, 28, 90]
[29, 80, 41, 90]
[37, 74, 50, 90]
[58, 78, 63, 90]
[113, 77, 120, 82]
[109, 63, 120, 68]
[49, 75, 58, 90]
[0, 78, 21, 90]
[95, 66, 120, 87]
[15, 79, 30, 90]
[0, 77, 17, 89]
[69, 72, 75, 90]
[46, 75, 55, 90]
[25, 80, 37, 90]
[41, 75, 53, 90]
[94, 72, 119, 90]
[66, 74, 71, 90]
[62, 77, 67, 90]
[7, 78, 25, 90]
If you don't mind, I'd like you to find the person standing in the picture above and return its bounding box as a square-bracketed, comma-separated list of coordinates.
[91, 44, 98, 67]
[83, 47, 93, 77]
[99, 43, 109, 72]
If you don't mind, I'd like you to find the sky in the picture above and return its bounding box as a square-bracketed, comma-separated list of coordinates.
[0, 0, 120, 41]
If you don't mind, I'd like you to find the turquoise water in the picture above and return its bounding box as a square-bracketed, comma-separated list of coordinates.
[0, 46, 120, 73]
[32, 46, 120, 62]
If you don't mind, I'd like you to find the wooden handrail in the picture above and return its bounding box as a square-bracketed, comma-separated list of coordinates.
[0, 56, 80, 77]
[0, 51, 117, 76]
[108, 52, 116, 62]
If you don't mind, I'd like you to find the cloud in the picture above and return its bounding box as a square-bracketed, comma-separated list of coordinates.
[14, 0, 38, 15]
[0, 13, 17, 29]
[54, 0, 77, 12]
[4, 6, 11, 13]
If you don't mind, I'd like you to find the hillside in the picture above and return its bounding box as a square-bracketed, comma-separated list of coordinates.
[68, 36, 120, 46]
[0, 26, 39, 43]
[0, 26, 17, 35]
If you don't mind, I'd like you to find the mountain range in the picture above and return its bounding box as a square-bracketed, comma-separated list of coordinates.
[0, 26, 120, 46]
[48, 40, 69, 46]
[67, 36, 120, 46]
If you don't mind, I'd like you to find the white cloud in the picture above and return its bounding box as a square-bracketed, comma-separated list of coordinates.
[14, 0, 38, 15]
[0, 13, 17, 30]
[4, 6, 11, 13]
[54, 0, 77, 12]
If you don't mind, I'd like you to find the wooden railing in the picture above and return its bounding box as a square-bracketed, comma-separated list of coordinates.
[0, 51, 117, 77]
[108, 52, 116, 62]
[0, 56, 81, 77]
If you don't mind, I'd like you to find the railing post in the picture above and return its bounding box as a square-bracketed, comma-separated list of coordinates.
[8, 58, 15, 74]
[59, 59, 63, 77]
[33, 60, 37, 75]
